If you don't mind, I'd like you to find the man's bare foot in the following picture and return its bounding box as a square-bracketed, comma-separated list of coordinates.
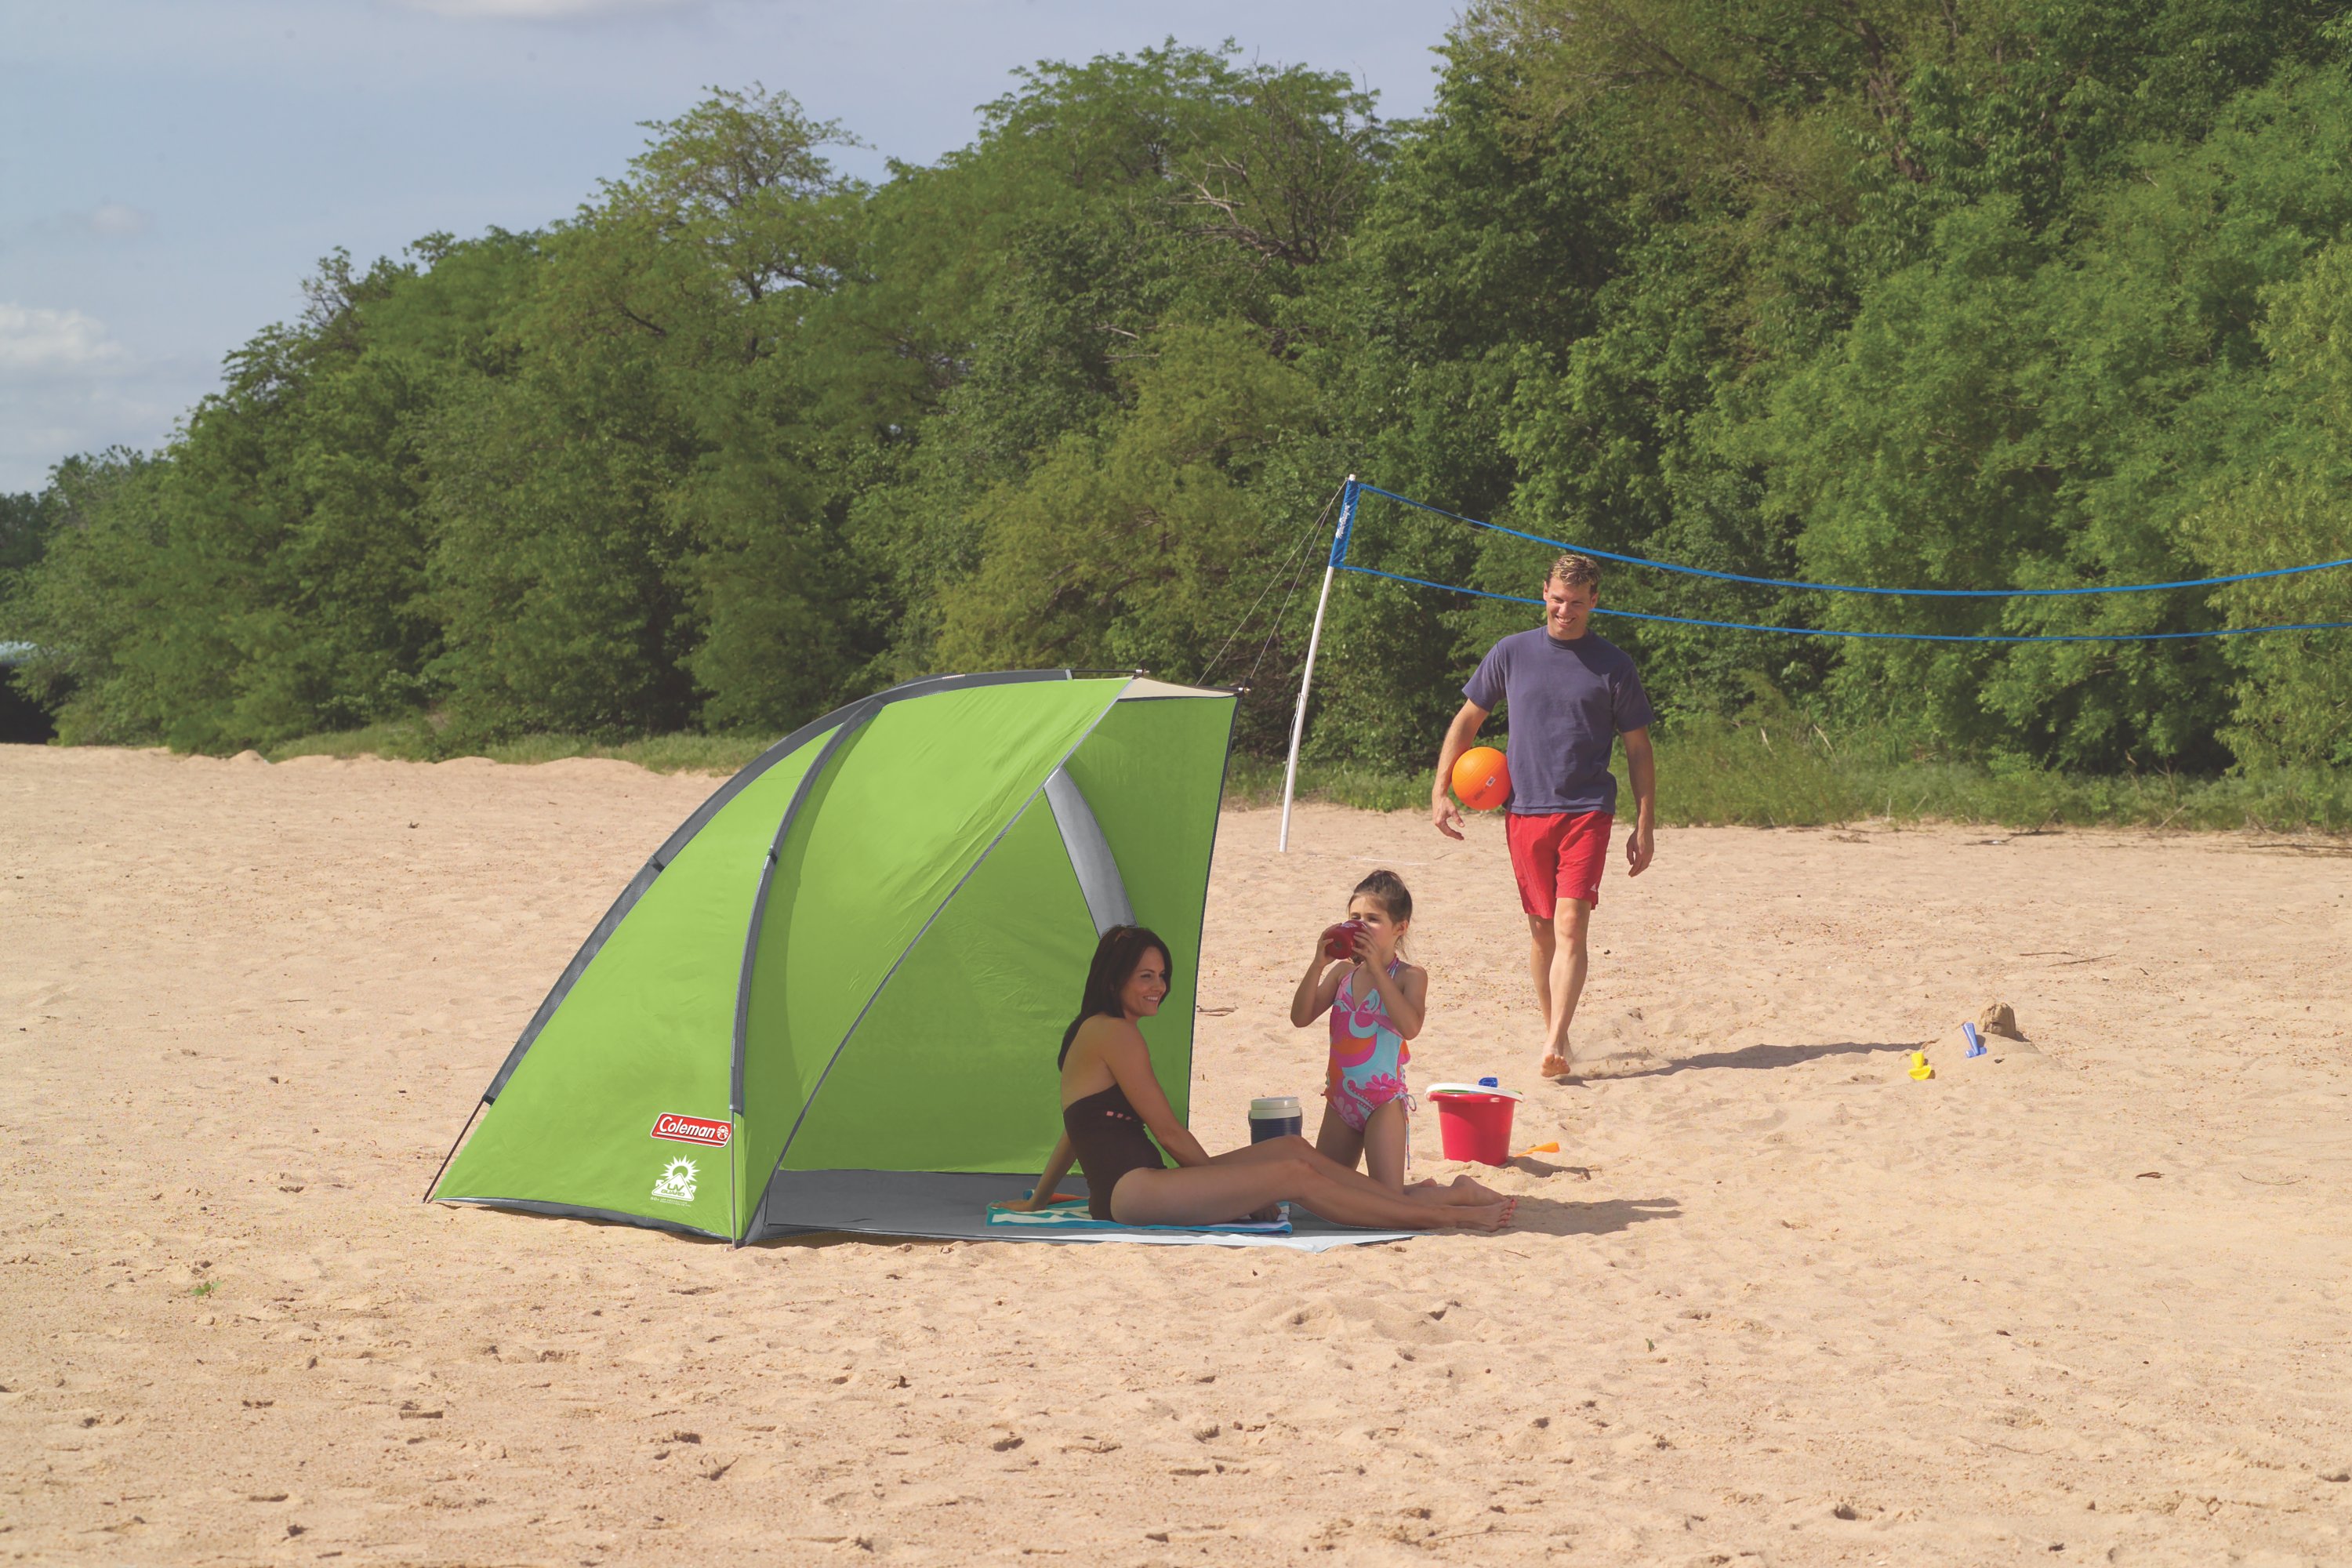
[1539, 1050, 1573, 1080]
[1443, 1198, 1515, 1232]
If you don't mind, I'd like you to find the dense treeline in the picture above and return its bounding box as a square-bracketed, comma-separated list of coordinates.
[7, 3, 2352, 772]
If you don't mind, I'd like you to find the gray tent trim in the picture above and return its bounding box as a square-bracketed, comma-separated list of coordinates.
[1044, 765, 1135, 935]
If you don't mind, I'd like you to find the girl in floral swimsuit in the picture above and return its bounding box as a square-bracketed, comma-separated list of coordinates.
[1291, 869, 1453, 1196]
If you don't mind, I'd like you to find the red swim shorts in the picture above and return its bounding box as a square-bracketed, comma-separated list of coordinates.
[1506, 811, 1614, 920]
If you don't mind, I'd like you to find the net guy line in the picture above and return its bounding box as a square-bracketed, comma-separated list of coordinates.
[1338, 564, 2352, 645]
[1354, 482, 2352, 598]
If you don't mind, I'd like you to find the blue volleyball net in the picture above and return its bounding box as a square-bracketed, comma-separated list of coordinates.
[1329, 479, 2352, 644]
[1273, 475, 2351, 849]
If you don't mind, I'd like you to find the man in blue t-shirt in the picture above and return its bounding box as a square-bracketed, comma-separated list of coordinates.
[1432, 552, 1657, 1081]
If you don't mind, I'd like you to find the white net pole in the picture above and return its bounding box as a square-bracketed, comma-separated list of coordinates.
[1279, 477, 1359, 854]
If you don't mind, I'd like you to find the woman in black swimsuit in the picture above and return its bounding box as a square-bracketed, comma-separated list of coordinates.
[1011, 927, 1512, 1232]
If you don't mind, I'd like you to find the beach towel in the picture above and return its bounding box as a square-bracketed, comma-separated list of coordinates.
[987, 1195, 1292, 1236]
[753, 1170, 1413, 1251]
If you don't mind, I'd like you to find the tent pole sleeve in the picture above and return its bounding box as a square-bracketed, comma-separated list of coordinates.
[421, 1098, 484, 1203]
[730, 699, 885, 1118]
[1279, 476, 1358, 854]
[1044, 766, 1137, 933]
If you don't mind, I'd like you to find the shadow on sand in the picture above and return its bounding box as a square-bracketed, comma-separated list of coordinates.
[1500, 1194, 1681, 1238]
[1577, 1039, 1919, 1082]
[1503, 1155, 1592, 1179]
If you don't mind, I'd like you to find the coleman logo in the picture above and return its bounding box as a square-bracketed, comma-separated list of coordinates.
[650, 1157, 699, 1205]
[650, 1112, 731, 1148]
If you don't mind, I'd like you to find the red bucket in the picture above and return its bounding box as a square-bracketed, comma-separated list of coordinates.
[1427, 1083, 1522, 1165]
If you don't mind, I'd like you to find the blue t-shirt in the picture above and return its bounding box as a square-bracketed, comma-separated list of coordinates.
[1462, 629, 1656, 815]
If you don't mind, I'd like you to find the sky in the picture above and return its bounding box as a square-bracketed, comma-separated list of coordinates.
[0, 0, 1460, 494]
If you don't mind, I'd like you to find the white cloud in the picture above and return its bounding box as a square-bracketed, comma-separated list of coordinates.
[0, 304, 129, 372]
[0, 306, 183, 488]
[70, 201, 154, 240]
[391, 0, 697, 19]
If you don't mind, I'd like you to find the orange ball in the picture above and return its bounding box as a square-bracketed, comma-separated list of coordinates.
[1450, 745, 1511, 811]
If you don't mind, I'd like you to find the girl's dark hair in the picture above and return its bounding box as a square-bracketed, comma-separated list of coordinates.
[1058, 925, 1174, 1067]
[1352, 869, 1413, 924]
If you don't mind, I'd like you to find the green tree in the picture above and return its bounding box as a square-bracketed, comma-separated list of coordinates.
[937, 319, 1319, 677]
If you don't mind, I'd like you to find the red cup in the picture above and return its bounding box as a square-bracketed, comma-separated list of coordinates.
[1321, 919, 1367, 960]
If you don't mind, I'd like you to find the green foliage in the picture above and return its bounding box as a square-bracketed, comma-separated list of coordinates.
[937, 319, 1319, 675]
[0, 487, 59, 591]
[2187, 238, 2352, 765]
[9, 14, 2352, 806]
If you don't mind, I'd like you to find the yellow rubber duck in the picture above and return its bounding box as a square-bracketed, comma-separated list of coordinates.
[1908, 1049, 1935, 1081]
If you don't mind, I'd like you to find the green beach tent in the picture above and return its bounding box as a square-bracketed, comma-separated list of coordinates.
[429, 670, 1238, 1243]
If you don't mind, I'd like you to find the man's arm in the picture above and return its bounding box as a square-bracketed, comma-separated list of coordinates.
[1621, 726, 1656, 876]
[1430, 699, 1490, 840]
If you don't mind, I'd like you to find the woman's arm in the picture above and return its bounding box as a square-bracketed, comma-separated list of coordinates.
[1005, 1133, 1077, 1212]
[1289, 948, 1348, 1028]
[1091, 1018, 1214, 1167]
[1360, 960, 1430, 1040]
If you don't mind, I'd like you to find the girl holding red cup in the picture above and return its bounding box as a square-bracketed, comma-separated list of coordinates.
[1291, 871, 1502, 1206]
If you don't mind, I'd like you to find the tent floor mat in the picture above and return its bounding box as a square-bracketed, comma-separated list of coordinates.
[753, 1170, 1413, 1250]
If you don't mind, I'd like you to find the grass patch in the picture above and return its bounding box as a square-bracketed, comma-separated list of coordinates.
[1232, 719, 2352, 832]
[1660, 719, 2352, 831]
[266, 724, 770, 775]
[1222, 753, 1429, 812]
[265, 719, 443, 764]
[477, 732, 771, 774]
[254, 717, 2352, 829]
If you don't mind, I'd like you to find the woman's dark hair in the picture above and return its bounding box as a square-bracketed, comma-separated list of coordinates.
[1058, 924, 1173, 1067]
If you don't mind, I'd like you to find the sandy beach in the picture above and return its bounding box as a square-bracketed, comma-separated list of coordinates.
[5, 742, 2350, 1566]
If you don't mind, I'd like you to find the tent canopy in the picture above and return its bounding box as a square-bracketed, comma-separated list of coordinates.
[430, 670, 1237, 1243]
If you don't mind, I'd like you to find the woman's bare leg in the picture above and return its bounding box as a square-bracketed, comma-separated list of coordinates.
[1110, 1158, 1510, 1232]
[1205, 1134, 1322, 1169]
[1209, 1134, 1508, 1212]
[1406, 1173, 1508, 1205]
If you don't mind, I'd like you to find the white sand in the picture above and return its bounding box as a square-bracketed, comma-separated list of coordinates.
[5, 744, 2350, 1564]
